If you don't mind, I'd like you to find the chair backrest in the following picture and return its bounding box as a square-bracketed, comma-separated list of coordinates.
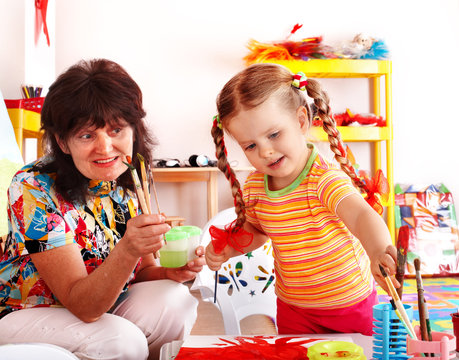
[191, 207, 276, 335]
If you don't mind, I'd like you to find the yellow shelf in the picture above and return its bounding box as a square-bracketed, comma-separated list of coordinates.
[308, 126, 390, 142]
[256, 59, 391, 78]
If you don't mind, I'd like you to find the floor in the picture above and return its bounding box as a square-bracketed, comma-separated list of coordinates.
[189, 286, 277, 336]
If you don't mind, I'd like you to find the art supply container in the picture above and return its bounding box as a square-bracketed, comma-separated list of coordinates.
[179, 225, 202, 261]
[406, 328, 456, 360]
[373, 303, 413, 360]
[451, 312, 459, 351]
[160, 230, 188, 268]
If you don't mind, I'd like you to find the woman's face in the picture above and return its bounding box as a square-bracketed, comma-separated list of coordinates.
[57, 119, 134, 181]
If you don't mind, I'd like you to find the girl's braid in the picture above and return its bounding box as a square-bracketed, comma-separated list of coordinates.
[306, 79, 367, 194]
[211, 119, 246, 230]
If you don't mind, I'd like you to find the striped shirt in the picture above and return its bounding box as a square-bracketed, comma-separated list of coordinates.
[243, 144, 373, 309]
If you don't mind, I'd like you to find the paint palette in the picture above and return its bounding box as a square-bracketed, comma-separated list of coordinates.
[307, 341, 366, 360]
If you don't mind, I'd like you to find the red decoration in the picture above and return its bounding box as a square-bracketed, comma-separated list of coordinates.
[35, 0, 50, 46]
[317, 109, 386, 127]
[209, 220, 253, 254]
[359, 169, 389, 215]
[175, 336, 319, 360]
[286, 24, 303, 40]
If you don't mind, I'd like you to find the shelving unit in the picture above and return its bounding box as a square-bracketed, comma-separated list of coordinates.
[257, 59, 394, 242]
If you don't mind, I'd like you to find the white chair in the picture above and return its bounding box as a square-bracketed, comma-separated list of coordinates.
[191, 207, 277, 335]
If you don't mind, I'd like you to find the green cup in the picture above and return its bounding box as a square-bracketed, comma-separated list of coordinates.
[159, 230, 188, 268]
[168, 226, 202, 261]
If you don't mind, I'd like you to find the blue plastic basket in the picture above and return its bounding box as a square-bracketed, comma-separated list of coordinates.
[373, 303, 413, 360]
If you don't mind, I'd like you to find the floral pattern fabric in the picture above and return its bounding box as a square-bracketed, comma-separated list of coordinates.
[0, 159, 139, 319]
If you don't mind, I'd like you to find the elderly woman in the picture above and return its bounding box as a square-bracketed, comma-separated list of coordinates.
[0, 59, 204, 360]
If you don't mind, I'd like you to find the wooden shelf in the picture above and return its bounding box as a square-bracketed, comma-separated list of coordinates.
[152, 167, 254, 220]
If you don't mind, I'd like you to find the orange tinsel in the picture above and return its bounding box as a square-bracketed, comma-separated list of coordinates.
[243, 39, 294, 65]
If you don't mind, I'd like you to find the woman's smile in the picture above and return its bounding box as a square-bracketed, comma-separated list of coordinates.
[93, 156, 120, 166]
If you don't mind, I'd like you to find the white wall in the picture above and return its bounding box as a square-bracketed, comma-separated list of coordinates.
[0, 1, 25, 97]
[1, 0, 459, 228]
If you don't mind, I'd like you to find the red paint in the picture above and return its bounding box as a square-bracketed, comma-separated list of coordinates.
[175, 336, 321, 360]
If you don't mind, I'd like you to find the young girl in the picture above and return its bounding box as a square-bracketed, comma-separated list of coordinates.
[205, 63, 398, 336]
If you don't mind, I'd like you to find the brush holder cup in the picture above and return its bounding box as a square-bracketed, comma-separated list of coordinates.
[166, 225, 202, 261]
[406, 327, 456, 360]
[373, 303, 414, 360]
[160, 230, 189, 268]
[178, 225, 202, 261]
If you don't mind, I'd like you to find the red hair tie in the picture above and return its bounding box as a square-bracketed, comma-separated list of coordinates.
[292, 72, 308, 91]
[209, 220, 253, 254]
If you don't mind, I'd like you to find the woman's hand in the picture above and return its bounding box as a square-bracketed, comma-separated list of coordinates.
[120, 214, 170, 260]
[165, 246, 206, 283]
[370, 244, 400, 294]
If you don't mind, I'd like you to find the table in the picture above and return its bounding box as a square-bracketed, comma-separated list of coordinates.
[159, 333, 374, 360]
[152, 167, 253, 220]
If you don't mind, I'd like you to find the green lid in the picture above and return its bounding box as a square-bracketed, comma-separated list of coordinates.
[171, 225, 202, 236]
[164, 230, 188, 242]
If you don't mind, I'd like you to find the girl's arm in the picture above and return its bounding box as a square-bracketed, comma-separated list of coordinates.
[205, 220, 269, 271]
[336, 193, 398, 293]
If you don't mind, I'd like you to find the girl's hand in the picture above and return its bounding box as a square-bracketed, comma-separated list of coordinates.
[121, 214, 170, 259]
[165, 246, 206, 283]
[370, 244, 400, 294]
[205, 242, 231, 271]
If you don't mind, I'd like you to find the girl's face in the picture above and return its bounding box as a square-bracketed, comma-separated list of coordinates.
[226, 96, 311, 190]
[56, 119, 134, 181]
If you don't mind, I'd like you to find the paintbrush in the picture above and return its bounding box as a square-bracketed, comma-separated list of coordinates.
[379, 264, 417, 339]
[414, 258, 429, 341]
[137, 153, 152, 215]
[124, 156, 150, 215]
[414, 257, 434, 356]
[214, 271, 218, 304]
[123, 156, 160, 259]
[389, 299, 416, 339]
[395, 225, 409, 299]
[148, 167, 162, 216]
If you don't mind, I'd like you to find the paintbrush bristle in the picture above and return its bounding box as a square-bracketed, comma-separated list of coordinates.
[123, 161, 136, 170]
[137, 153, 145, 162]
[379, 264, 388, 277]
[126, 155, 132, 164]
[397, 225, 410, 249]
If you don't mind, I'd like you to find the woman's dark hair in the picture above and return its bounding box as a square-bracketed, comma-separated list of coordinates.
[38, 58, 156, 203]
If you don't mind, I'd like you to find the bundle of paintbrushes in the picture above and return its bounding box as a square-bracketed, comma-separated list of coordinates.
[124, 154, 162, 258]
[379, 265, 417, 339]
